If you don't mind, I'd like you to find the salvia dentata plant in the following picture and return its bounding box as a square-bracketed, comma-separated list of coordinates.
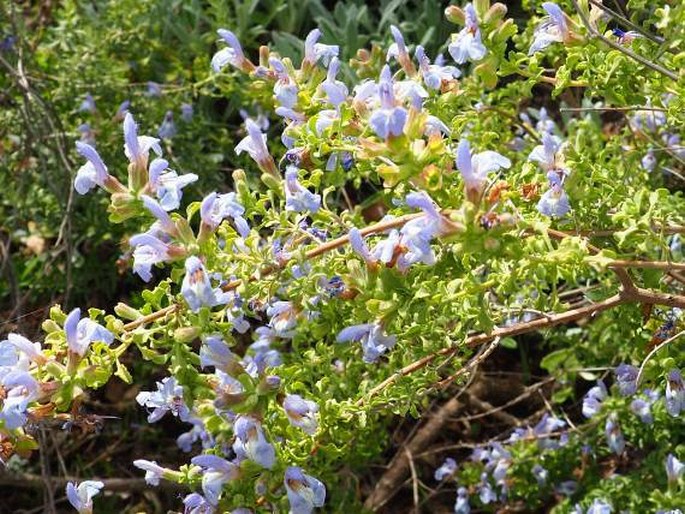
[1, 0, 684, 512]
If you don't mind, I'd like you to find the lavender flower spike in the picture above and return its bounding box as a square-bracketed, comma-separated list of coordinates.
[65, 481, 104, 514]
[284, 466, 326, 514]
[369, 66, 408, 140]
[283, 394, 319, 435]
[212, 29, 254, 73]
[284, 166, 321, 213]
[529, 3, 574, 55]
[456, 139, 511, 203]
[448, 3, 487, 64]
[235, 119, 278, 177]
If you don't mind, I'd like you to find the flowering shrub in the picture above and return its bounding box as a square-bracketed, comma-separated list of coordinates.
[1, 0, 684, 512]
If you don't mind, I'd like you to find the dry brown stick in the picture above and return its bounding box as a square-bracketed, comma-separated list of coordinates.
[362, 395, 465, 511]
[0, 472, 182, 492]
[404, 448, 420, 514]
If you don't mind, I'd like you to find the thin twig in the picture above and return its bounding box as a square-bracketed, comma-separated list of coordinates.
[570, 0, 678, 81]
[635, 329, 685, 386]
[587, 0, 665, 44]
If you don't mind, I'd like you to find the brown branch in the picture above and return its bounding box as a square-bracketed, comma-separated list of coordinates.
[0, 472, 182, 492]
[363, 395, 465, 511]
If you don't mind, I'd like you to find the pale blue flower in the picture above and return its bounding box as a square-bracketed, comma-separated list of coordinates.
[74, 142, 110, 194]
[284, 466, 326, 514]
[158, 110, 177, 139]
[283, 394, 319, 435]
[2, 333, 44, 364]
[641, 151, 656, 172]
[529, 2, 571, 55]
[64, 308, 114, 357]
[532, 464, 548, 486]
[315, 109, 338, 135]
[582, 381, 607, 418]
[537, 186, 570, 218]
[434, 457, 457, 480]
[200, 192, 249, 237]
[271, 57, 299, 109]
[191, 454, 240, 506]
[133, 459, 167, 486]
[141, 194, 177, 235]
[586, 499, 612, 514]
[478, 477, 497, 504]
[66, 480, 104, 514]
[79, 93, 96, 113]
[456, 139, 511, 202]
[115, 100, 130, 120]
[614, 363, 638, 396]
[321, 57, 348, 108]
[147, 158, 198, 211]
[123, 112, 162, 171]
[183, 493, 214, 514]
[129, 233, 175, 282]
[0, 370, 39, 429]
[212, 29, 251, 72]
[605, 414, 625, 454]
[235, 119, 274, 172]
[177, 417, 214, 453]
[454, 487, 470, 514]
[146, 81, 162, 97]
[666, 368, 684, 416]
[630, 389, 659, 424]
[200, 336, 239, 372]
[180, 103, 194, 122]
[448, 4, 487, 64]
[181, 256, 230, 312]
[285, 166, 321, 213]
[528, 133, 565, 172]
[349, 227, 376, 265]
[369, 66, 407, 139]
[303, 29, 339, 67]
[136, 376, 190, 423]
[416, 45, 460, 90]
[213, 370, 246, 409]
[232, 416, 276, 469]
[666, 454, 684, 484]
[267, 301, 298, 338]
[337, 323, 396, 363]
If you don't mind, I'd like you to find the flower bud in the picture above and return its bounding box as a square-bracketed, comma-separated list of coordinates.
[445, 5, 465, 25]
[474, 0, 490, 17]
[174, 326, 201, 343]
[484, 3, 507, 23]
[114, 302, 142, 321]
